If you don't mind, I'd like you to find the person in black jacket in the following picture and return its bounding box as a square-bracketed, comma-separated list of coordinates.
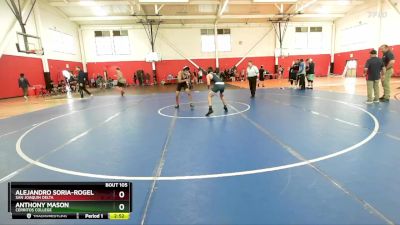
[364, 49, 384, 104]
[258, 65, 265, 87]
[306, 58, 315, 89]
[76, 66, 92, 98]
[18, 73, 31, 101]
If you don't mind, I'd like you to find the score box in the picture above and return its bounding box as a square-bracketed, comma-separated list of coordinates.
[8, 182, 132, 220]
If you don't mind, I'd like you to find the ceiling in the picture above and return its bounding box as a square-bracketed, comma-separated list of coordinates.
[46, 0, 370, 25]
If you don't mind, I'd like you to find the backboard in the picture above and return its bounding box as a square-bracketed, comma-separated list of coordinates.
[16, 32, 44, 55]
[274, 48, 290, 58]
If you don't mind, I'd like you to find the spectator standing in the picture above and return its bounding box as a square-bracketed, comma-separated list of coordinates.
[297, 59, 306, 90]
[258, 65, 265, 87]
[364, 49, 384, 104]
[379, 44, 396, 102]
[18, 73, 31, 101]
[278, 65, 284, 79]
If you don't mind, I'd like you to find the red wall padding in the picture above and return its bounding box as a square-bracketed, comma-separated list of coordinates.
[392, 45, 400, 76]
[4, 48, 394, 98]
[277, 54, 331, 78]
[334, 45, 400, 77]
[48, 59, 83, 83]
[219, 56, 276, 76]
[156, 58, 215, 81]
[334, 49, 371, 76]
[86, 61, 152, 84]
[86, 57, 277, 84]
[0, 56, 85, 99]
[0, 55, 45, 99]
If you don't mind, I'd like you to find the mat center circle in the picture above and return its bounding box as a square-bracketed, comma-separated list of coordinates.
[158, 101, 251, 119]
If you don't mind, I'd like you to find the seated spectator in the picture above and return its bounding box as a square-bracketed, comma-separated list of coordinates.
[68, 75, 77, 92]
[96, 75, 104, 88]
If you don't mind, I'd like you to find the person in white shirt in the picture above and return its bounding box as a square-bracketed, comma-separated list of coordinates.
[198, 68, 203, 84]
[246, 61, 259, 98]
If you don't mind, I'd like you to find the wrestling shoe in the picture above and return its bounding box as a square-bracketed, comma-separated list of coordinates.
[205, 108, 214, 117]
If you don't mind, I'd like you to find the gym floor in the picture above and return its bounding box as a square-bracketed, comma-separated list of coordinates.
[1, 77, 400, 225]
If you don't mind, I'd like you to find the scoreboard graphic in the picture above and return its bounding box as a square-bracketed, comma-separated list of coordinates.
[8, 182, 132, 220]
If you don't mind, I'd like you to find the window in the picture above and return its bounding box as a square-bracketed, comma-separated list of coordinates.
[310, 27, 322, 32]
[49, 29, 75, 54]
[95, 31, 113, 55]
[294, 27, 308, 48]
[112, 30, 130, 55]
[200, 29, 231, 52]
[201, 35, 215, 52]
[308, 27, 323, 49]
[294, 26, 323, 49]
[201, 29, 215, 52]
[95, 30, 130, 55]
[340, 24, 368, 47]
[217, 29, 231, 52]
[295, 27, 308, 32]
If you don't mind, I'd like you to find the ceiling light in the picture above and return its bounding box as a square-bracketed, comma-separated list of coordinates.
[337, 0, 350, 5]
[92, 6, 108, 16]
[318, 6, 330, 14]
[296, 0, 317, 12]
[79, 0, 96, 6]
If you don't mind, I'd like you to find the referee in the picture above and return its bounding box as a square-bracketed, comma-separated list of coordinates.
[246, 61, 259, 98]
[76, 66, 92, 98]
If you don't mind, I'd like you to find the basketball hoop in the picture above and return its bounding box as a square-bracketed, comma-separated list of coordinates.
[134, 14, 163, 84]
[270, 18, 290, 59]
[34, 49, 44, 56]
[26, 48, 44, 55]
[274, 48, 290, 58]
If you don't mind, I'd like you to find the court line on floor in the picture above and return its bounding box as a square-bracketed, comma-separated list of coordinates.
[267, 93, 400, 142]
[1, 98, 146, 183]
[230, 105, 394, 225]
[394, 93, 400, 101]
[0, 94, 161, 138]
[385, 134, 400, 141]
[0, 128, 29, 139]
[140, 111, 178, 225]
[15, 94, 379, 181]
[334, 118, 360, 127]
[158, 101, 250, 119]
[267, 98, 361, 128]
[0, 101, 127, 139]
[1, 111, 74, 183]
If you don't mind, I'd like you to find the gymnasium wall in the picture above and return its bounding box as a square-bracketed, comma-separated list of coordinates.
[82, 25, 276, 62]
[82, 25, 277, 83]
[86, 57, 277, 84]
[82, 22, 333, 82]
[276, 22, 333, 77]
[279, 22, 333, 55]
[277, 54, 332, 79]
[334, 0, 400, 76]
[0, 55, 44, 99]
[0, 0, 82, 98]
